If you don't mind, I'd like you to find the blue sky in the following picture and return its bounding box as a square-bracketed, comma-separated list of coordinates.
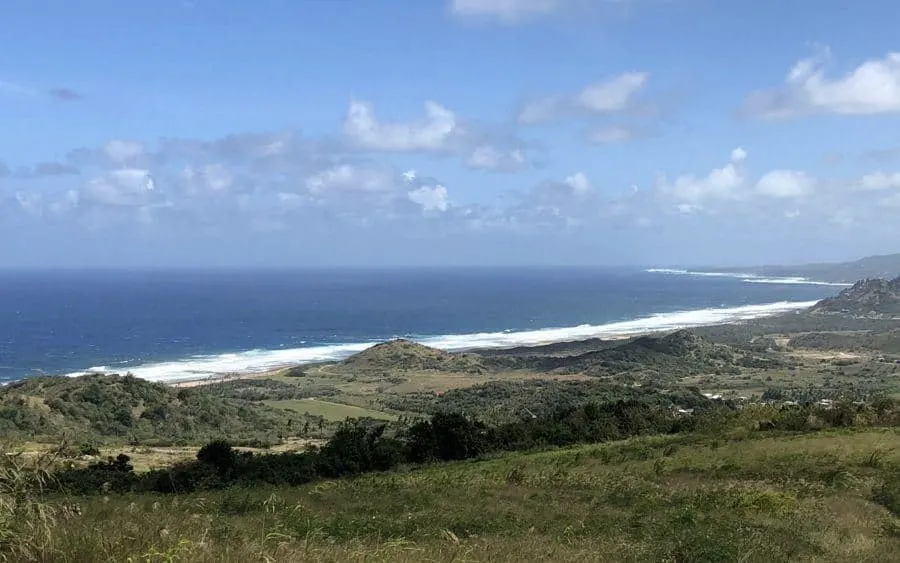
[3, 0, 900, 268]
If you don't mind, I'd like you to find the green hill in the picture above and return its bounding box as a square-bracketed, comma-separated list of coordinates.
[523, 330, 743, 379]
[0, 374, 287, 445]
[340, 339, 487, 373]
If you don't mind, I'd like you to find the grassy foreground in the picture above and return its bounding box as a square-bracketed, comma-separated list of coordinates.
[19, 428, 900, 562]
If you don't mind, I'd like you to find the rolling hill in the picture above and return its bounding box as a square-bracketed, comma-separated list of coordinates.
[0, 373, 287, 445]
[339, 339, 488, 373]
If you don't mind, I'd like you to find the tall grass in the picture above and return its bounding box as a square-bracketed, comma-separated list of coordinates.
[12, 429, 900, 562]
[0, 446, 57, 561]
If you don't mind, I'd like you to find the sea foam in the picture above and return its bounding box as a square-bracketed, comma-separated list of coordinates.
[67, 299, 818, 383]
[645, 268, 849, 287]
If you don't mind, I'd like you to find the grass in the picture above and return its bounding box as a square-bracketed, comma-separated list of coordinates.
[21, 428, 900, 562]
[263, 399, 398, 422]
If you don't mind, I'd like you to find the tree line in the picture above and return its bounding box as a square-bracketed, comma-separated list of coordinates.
[51, 397, 900, 496]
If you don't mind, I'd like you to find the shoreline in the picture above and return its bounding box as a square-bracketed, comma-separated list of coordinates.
[40, 298, 822, 388]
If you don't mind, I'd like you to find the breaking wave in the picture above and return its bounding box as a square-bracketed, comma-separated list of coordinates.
[67, 299, 819, 383]
[645, 268, 849, 287]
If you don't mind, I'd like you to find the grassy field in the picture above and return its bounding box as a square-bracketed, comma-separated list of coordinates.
[263, 398, 398, 422]
[21, 428, 900, 562]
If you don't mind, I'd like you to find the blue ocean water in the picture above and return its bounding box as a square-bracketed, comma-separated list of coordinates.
[0, 268, 842, 383]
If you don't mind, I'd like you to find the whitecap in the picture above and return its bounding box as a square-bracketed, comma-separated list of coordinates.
[65, 299, 818, 383]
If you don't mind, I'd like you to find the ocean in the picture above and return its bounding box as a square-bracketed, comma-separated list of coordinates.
[0, 268, 846, 384]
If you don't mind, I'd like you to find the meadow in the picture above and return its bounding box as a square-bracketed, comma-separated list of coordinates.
[4, 428, 898, 562]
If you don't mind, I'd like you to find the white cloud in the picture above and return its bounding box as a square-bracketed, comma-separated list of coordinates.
[755, 170, 816, 198]
[408, 185, 450, 212]
[519, 72, 649, 124]
[858, 171, 900, 191]
[181, 164, 234, 195]
[467, 145, 527, 172]
[589, 125, 639, 144]
[745, 50, 900, 118]
[517, 96, 566, 124]
[563, 172, 591, 194]
[450, 0, 561, 23]
[576, 72, 649, 113]
[103, 140, 145, 162]
[676, 203, 701, 214]
[305, 164, 394, 194]
[15, 192, 43, 216]
[656, 148, 747, 204]
[343, 100, 459, 152]
[85, 168, 156, 206]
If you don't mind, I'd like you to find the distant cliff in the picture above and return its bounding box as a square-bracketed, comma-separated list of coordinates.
[712, 253, 900, 283]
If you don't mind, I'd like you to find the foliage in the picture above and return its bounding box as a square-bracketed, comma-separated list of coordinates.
[9, 429, 900, 562]
[0, 374, 290, 446]
[47, 397, 900, 497]
[0, 448, 57, 562]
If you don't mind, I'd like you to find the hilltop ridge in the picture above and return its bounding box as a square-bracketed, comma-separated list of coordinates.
[810, 276, 900, 316]
[341, 339, 487, 373]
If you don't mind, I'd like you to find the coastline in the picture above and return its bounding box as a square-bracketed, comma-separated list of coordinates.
[55, 298, 820, 387]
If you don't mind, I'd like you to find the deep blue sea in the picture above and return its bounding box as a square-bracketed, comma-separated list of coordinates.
[0, 268, 845, 384]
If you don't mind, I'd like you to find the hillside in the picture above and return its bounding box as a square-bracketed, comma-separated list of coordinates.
[340, 339, 487, 373]
[32, 428, 900, 562]
[788, 329, 900, 354]
[0, 374, 287, 445]
[810, 277, 900, 316]
[524, 329, 746, 379]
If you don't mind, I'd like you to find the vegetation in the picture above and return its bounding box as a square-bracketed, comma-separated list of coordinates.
[0, 374, 291, 446]
[4, 422, 900, 561]
[44, 398, 900, 496]
[788, 329, 900, 354]
[3, 276, 900, 560]
[811, 277, 900, 316]
[379, 379, 712, 422]
[339, 339, 488, 374]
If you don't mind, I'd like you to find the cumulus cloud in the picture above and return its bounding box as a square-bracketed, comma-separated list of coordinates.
[744, 49, 900, 118]
[180, 164, 234, 195]
[858, 171, 900, 191]
[755, 170, 816, 198]
[15, 192, 43, 217]
[305, 164, 394, 195]
[104, 140, 145, 163]
[467, 145, 527, 172]
[588, 125, 642, 144]
[519, 72, 650, 124]
[656, 148, 747, 205]
[408, 184, 450, 212]
[563, 172, 591, 194]
[28, 162, 80, 177]
[577, 72, 649, 113]
[343, 100, 460, 152]
[85, 168, 157, 206]
[450, 0, 562, 23]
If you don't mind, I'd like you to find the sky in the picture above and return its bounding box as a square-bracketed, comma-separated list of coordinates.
[2, 0, 900, 268]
